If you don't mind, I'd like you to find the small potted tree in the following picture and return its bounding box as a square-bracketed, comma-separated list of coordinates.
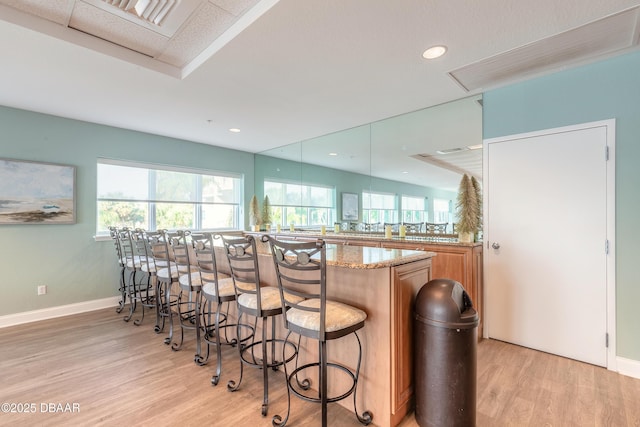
[455, 174, 479, 243]
[262, 195, 272, 231]
[249, 194, 261, 231]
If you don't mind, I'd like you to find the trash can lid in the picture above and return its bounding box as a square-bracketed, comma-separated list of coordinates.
[414, 278, 478, 329]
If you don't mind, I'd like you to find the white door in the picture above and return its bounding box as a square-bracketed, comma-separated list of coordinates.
[484, 120, 615, 367]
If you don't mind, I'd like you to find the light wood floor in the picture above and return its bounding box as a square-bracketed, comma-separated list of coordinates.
[0, 307, 638, 427]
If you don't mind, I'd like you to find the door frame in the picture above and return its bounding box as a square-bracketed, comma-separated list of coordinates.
[482, 119, 616, 371]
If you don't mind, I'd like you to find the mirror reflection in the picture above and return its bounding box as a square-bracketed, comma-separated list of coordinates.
[254, 94, 482, 233]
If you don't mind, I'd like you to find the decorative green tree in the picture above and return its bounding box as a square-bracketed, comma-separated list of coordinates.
[249, 194, 261, 228]
[262, 195, 272, 228]
[455, 174, 479, 241]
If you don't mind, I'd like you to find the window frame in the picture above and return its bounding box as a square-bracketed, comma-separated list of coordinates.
[432, 198, 452, 224]
[362, 190, 398, 224]
[264, 179, 336, 227]
[401, 194, 428, 223]
[96, 158, 243, 235]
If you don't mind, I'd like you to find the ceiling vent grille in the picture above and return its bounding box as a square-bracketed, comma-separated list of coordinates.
[412, 149, 482, 180]
[449, 6, 640, 92]
[102, 0, 178, 26]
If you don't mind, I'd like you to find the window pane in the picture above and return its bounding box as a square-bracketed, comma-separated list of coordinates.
[309, 208, 329, 225]
[305, 186, 332, 207]
[270, 206, 283, 226]
[202, 204, 237, 229]
[363, 191, 396, 209]
[285, 183, 302, 205]
[402, 196, 426, 223]
[155, 202, 195, 230]
[402, 196, 423, 210]
[203, 175, 240, 203]
[433, 198, 451, 223]
[155, 170, 196, 202]
[97, 201, 148, 231]
[97, 164, 149, 200]
[98, 161, 242, 233]
[265, 180, 335, 226]
[264, 181, 284, 205]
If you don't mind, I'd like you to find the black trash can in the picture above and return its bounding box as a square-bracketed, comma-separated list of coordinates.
[414, 278, 479, 427]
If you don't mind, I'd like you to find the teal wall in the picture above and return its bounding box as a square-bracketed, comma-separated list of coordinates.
[254, 154, 456, 222]
[0, 105, 455, 318]
[483, 50, 640, 362]
[0, 106, 254, 316]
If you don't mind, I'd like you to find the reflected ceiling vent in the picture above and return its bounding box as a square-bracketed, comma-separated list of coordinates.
[102, 0, 178, 26]
[436, 147, 466, 155]
[449, 6, 640, 92]
[412, 148, 482, 181]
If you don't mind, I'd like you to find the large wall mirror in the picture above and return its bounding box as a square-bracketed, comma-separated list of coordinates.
[254, 94, 482, 229]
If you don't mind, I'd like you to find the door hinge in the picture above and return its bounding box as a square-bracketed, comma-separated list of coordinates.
[605, 239, 609, 254]
[605, 145, 609, 161]
[606, 333, 609, 348]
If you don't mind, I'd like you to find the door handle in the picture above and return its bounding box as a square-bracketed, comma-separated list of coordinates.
[491, 242, 500, 250]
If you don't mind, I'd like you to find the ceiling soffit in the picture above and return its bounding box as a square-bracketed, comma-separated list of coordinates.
[0, 0, 279, 78]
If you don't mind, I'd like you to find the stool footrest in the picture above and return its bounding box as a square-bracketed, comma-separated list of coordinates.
[287, 362, 357, 404]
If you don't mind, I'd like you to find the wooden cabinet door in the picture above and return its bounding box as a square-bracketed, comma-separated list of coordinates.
[390, 259, 431, 425]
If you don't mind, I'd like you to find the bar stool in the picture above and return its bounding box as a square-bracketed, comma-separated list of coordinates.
[384, 222, 400, 232]
[220, 234, 300, 417]
[425, 222, 448, 234]
[263, 236, 373, 427]
[153, 230, 186, 345]
[117, 227, 148, 323]
[168, 230, 200, 353]
[403, 222, 423, 233]
[140, 230, 172, 335]
[188, 233, 238, 385]
[128, 228, 156, 326]
[362, 222, 379, 232]
[108, 226, 127, 314]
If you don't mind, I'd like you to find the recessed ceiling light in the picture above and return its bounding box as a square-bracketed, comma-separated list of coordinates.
[467, 144, 483, 150]
[229, 128, 241, 133]
[402, 171, 409, 174]
[422, 45, 447, 60]
[329, 152, 338, 156]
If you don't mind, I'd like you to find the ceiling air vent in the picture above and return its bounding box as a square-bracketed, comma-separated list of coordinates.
[102, 0, 178, 26]
[436, 147, 466, 155]
[449, 6, 640, 92]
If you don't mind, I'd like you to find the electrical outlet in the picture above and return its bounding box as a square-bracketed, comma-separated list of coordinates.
[37, 285, 47, 295]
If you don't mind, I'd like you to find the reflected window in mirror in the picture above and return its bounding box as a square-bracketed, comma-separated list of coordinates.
[264, 180, 335, 227]
[433, 198, 452, 224]
[401, 195, 428, 223]
[362, 190, 398, 224]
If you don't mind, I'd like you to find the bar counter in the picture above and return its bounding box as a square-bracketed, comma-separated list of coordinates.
[254, 230, 484, 339]
[217, 234, 435, 427]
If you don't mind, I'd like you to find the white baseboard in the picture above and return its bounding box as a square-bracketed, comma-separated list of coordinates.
[616, 356, 640, 380]
[0, 296, 121, 329]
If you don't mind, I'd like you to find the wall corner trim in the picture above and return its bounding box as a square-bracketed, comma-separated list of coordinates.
[0, 296, 120, 329]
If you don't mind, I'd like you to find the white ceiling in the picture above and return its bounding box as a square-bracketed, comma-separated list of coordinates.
[1, 0, 640, 191]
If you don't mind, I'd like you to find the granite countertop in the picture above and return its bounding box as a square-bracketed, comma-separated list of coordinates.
[250, 235, 435, 269]
[246, 230, 481, 247]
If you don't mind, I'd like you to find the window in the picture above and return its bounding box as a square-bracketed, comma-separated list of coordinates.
[401, 195, 427, 223]
[362, 191, 397, 223]
[97, 159, 242, 234]
[433, 198, 451, 223]
[264, 180, 335, 226]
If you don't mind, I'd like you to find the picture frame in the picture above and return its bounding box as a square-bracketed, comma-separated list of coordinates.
[341, 192, 359, 221]
[0, 158, 76, 225]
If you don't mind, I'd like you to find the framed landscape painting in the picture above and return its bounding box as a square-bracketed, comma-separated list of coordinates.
[0, 158, 76, 224]
[341, 192, 359, 221]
